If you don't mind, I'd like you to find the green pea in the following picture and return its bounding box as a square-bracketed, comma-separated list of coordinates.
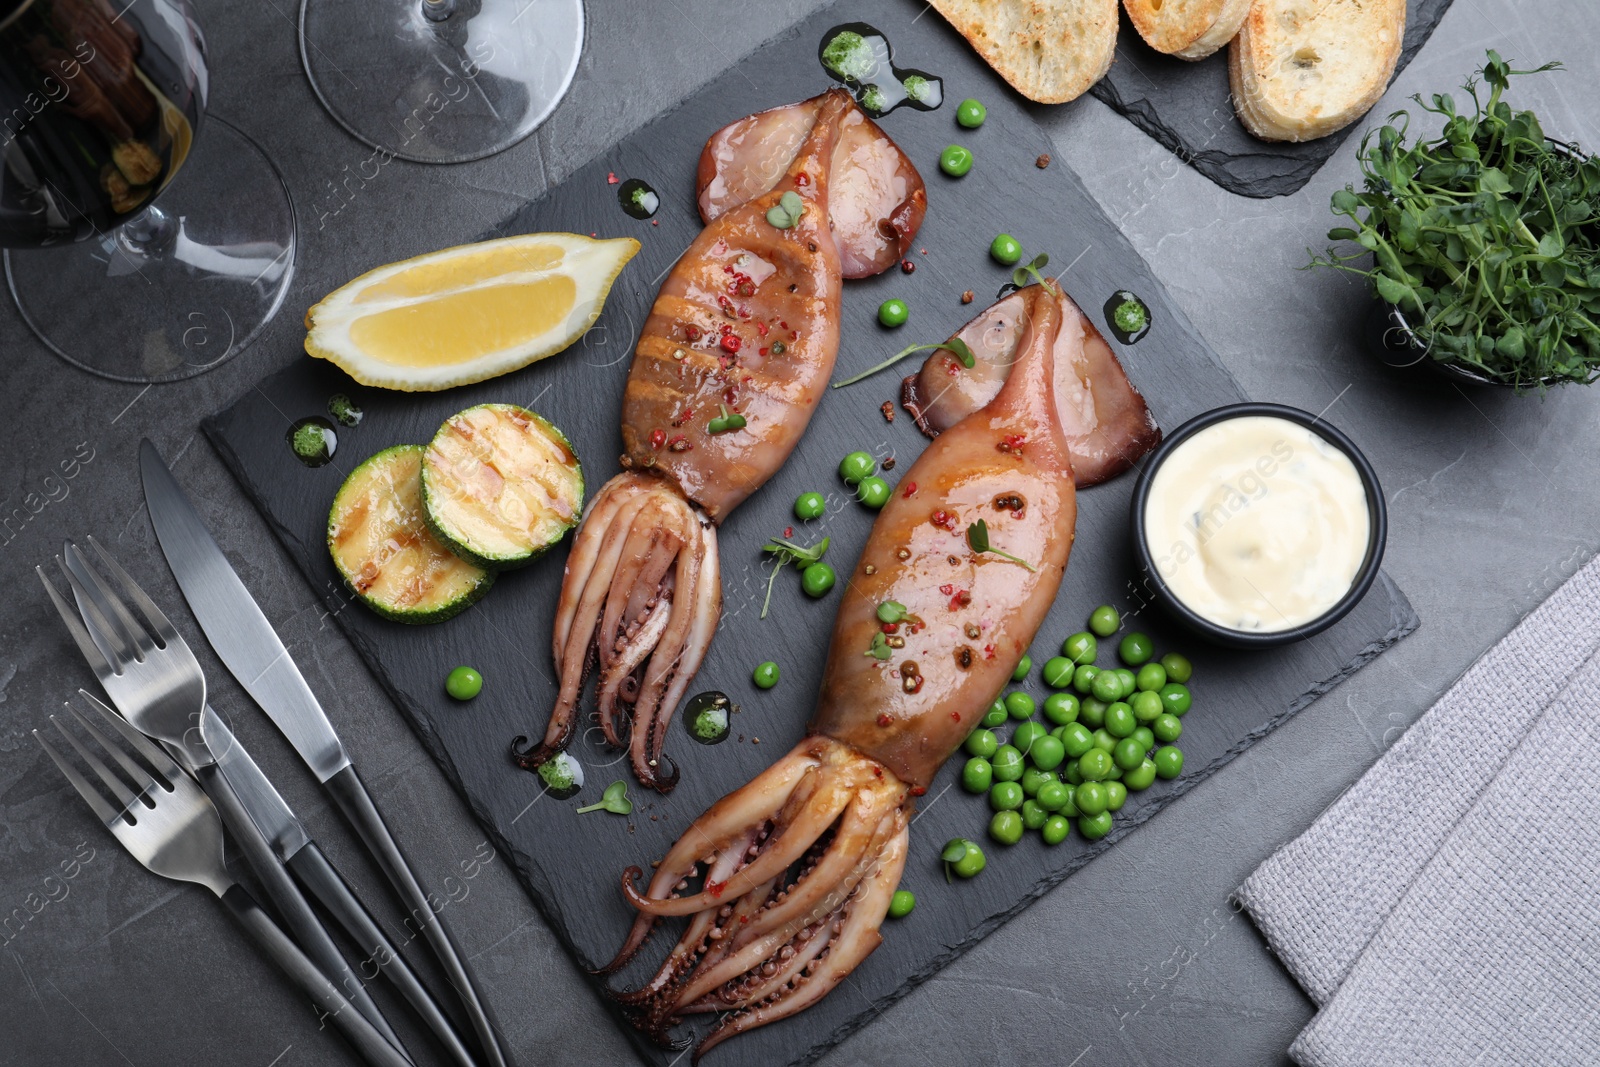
[964, 728, 998, 758]
[801, 562, 835, 597]
[956, 97, 987, 128]
[1104, 702, 1136, 739]
[1041, 813, 1071, 845]
[1062, 632, 1097, 664]
[991, 744, 1024, 782]
[855, 475, 890, 509]
[989, 233, 1022, 265]
[1118, 632, 1154, 666]
[1092, 729, 1118, 754]
[1091, 671, 1123, 703]
[1043, 691, 1080, 725]
[1103, 762, 1123, 781]
[1012, 654, 1033, 682]
[1136, 662, 1168, 692]
[1072, 664, 1100, 696]
[1074, 781, 1108, 816]
[983, 700, 1008, 728]
[1153, 713, 1183, 744]
[1041, 656, 1076, 689]
[445, 666, 483, 701]
[1161, 683, 1192, 716]
[1124, 758, 1158, 791]
[1078, 748, 1112, 782]
[1012, 721, 1048, 756]
[1113, 736, 1146, 771]
[989, 809, 1024, 845]
[1160, 652, 1193, 684]
[1020, 766, 1052, 797]
[1154, 745, 1184, 779]
[1059, 722, 1094, 758]
[1021, 799, 1049, 830]
[1079, 811, 1113, 840]
[1004, 691, 1036, 720]
[938, 144, 973, 177]
[751, 661, 780, 690]
[793, 491, 826, 520]
[989, 780, 1024, 811]
[878, 298, 910, 327]
[1028, 734, 1065, 772]
[1104, 781, 1127, 813]
[1089, 604, 1121, 637]
[838, 450, 876, 484]
[1133, 726, 1156, 751]
[888, 890, 916, 918]
[1113, 668, 1138, 697]
[961, 757, 993, 793]
[1130, 690, 1164, 723]
[1059, 783, 1080, 816]
[945, 839, 986, 878]
[1062, 762, 1083, 785]
[1036, 780, 1070, 812]
[1078, 697, 1108, 730]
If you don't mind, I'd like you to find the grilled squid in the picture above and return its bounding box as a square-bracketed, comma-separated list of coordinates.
[513, 90, 926, 792]
[603, 281, 1087, 1058]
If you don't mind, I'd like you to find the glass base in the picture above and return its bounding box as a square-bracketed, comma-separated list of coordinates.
[4, 117, 296, 384]
[299, 0, 584, 164]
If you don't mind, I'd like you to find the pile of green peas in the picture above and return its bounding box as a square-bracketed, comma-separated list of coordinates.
[958, 603, 1192, 851]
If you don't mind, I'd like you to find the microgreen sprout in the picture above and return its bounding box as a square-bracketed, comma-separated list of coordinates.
[832, 337, 975, 388]
[766, 190, 806, 230]
[967, 518, 1036, 572]
[760, 536, 830, 619]
[576, 780, 633, 816]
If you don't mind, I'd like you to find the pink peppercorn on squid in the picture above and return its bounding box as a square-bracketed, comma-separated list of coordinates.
[512, 89, 926, 792]
[602, 281, 1091, 1059]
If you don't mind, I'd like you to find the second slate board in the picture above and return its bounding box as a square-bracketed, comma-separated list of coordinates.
[1089, 0, 1456, 198]
[206, 1, 1418, 1064]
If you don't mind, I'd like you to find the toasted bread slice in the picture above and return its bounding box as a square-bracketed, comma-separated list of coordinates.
[928, 0, 1118, 105]
[1229, 0, 1406, 142]
[1123, 0, 1253, 60]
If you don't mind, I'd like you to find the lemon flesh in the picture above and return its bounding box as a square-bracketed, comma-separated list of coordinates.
[306, 233, 639, 391]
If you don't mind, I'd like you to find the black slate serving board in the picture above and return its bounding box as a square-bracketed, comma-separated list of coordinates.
[1089, 0, 1456, 198]
[206, 2, 1417, 1063]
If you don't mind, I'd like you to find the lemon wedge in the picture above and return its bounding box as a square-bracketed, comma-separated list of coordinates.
[305, 232, 640, 391]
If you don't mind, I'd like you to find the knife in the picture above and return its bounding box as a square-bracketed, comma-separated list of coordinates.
[139, 439, 509, 1067]
[207, 713, 479, 1067]
[61, 552, 409, 1065]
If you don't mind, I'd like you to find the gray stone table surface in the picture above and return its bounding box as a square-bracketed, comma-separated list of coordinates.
[1, 2, 1596, 1065]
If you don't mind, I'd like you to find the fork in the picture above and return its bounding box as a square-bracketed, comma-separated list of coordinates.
[37, 537, 409, 1062]
[34, 693, 411, 1067]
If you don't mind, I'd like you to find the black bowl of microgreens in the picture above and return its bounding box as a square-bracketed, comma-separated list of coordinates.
[1310, 52, 1600, 391]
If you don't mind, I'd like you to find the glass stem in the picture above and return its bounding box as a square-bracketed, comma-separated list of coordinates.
[115, 205, 179, 260]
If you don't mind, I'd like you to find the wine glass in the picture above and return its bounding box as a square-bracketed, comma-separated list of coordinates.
[0, 0, 295, 383]
[298, 0, 583, 164]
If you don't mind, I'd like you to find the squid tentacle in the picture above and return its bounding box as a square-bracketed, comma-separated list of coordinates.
[690, 822, 908, 1062]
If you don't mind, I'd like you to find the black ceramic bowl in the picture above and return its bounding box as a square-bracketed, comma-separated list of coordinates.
[1129, 403, 1388, 649]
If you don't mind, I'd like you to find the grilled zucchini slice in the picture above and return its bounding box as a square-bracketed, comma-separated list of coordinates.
[421, 403, 584, 570]
[328, 445, 493, 624]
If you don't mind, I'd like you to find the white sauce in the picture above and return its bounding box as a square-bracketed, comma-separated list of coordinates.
[1144, 416, 1370, 633]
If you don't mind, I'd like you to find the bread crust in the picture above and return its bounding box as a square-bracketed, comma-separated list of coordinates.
[929, 0, 1118, 104]
[1229, 0, 1406, 142]
[1123, 0, 1253, 60]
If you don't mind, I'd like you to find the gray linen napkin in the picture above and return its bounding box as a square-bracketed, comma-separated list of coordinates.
[1287, 647, 1600, 1067]
[1237, 550, 1600, 1003]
